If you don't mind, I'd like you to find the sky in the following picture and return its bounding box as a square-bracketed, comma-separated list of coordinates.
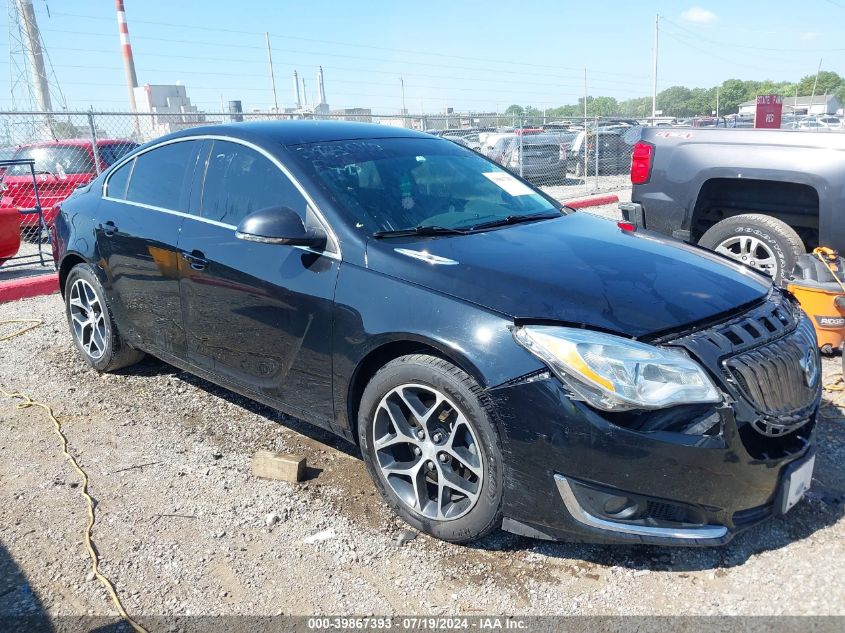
[2, 0, 844, 114]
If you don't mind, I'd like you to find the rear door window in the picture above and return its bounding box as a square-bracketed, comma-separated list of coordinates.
[200, 140, 308, 226]
[105, 159, 133, 200]
[125, 140, 201, 211]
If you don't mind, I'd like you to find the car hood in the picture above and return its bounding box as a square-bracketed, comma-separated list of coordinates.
[365, 212, 771, 338]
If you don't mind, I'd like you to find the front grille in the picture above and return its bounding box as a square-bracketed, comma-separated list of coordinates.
[645, 501, 689, 523]
[659, 291, 819, 448]
[724, 317, 819, 436]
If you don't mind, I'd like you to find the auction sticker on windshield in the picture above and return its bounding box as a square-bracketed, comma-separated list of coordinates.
[483, 171, 535, 196]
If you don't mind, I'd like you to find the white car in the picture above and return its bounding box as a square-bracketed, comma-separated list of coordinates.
[479, 133, 517, 163]
[816, 116, 842, 129]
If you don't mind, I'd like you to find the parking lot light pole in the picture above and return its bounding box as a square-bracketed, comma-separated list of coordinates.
[652, 14, 659, 119]
[266, 32, 279, 113]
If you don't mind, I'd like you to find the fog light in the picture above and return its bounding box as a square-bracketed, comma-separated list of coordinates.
[603, 496, 640, 519]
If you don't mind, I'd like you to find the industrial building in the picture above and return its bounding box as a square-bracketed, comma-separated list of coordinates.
[132, 83, 207, 136]
[738, 94, 841, 116]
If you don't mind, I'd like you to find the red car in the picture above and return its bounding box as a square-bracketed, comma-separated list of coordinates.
[0, 139, 138, 230]
[0, 205, 19, 263]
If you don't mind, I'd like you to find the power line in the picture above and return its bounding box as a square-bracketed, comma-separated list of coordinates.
[40, 29, 660, 91]
[659, 29, 816, 74]
[662, 16, 845, 54]
[47, 10, 652, 80]
[0, 59, 656, 99]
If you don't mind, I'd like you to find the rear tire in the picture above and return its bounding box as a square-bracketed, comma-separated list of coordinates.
[357, 354, 504, 543]
[698, 214, 805, 283]
[64, 263, 144, 372]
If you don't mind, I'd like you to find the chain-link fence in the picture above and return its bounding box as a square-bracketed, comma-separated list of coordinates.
[0, 109, 641, 277]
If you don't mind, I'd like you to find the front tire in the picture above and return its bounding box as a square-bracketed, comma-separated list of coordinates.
[358, 354, 504, 543]
[64, 264, 144, 372]
[698, 214, 805, 283]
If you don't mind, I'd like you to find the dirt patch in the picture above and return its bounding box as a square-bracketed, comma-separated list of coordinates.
[1, 294, 844, 618]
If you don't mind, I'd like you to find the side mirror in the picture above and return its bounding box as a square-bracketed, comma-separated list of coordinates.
[235, 205, 326, 248]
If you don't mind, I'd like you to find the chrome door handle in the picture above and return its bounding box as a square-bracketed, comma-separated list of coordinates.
[180, 250, 208, 271]
[100, 221, 117, 237]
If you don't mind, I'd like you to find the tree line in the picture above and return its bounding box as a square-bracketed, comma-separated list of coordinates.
[504, 71, 845, 119]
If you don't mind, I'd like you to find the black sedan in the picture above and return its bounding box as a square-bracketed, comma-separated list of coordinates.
[52, 121, 820, 545]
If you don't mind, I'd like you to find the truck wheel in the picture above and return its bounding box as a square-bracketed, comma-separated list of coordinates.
[698, 214, 805, 283]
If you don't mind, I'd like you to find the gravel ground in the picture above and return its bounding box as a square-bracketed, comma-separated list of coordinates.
[0, 290, 843, 621]
[0, 240, 54, 282]
[541, 175, 631, 204]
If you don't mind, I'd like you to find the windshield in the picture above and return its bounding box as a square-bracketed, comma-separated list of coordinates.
[287, 137, 559, 233]
[7, 145, 94, 176]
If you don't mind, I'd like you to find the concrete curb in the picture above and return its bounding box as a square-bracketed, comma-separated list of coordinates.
[0, 273, 59, 303]
[564, 194, 620, 209]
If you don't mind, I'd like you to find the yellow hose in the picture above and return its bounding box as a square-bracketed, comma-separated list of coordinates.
[0, 319, 148, 633]
[0, 318, 42, 341]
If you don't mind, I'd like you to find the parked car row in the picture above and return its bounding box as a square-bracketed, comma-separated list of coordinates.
[658, 114, 844, 131]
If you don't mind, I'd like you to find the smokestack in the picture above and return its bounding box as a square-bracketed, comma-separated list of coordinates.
[293, 70, 301, 109]
[115, 0, 138, 111]
[17, 0, 52, 112]
[318, 66, 327, 105]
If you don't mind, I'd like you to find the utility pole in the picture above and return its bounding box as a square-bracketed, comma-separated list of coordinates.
[809, 58, 823, 115]
[399, 77, 407, 127]
[265, 32, 279, 112]
[400, 77, 406, 113]
[716, 85, 720, 118]
[652, 14, 659, 119]
[115, 0, 138, 112]
[583, 67, 588, 119]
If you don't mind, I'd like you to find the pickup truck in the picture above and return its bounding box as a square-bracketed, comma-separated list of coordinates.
[620, 127, 845, 282]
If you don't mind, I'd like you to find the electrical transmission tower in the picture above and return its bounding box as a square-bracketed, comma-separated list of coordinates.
[6, 0, 66, 116]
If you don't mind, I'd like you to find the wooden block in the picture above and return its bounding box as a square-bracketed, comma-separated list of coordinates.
[251, 450, 306, 482]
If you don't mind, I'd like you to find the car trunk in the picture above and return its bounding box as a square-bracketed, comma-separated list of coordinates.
[520, 144, 562, 165]
[1, 173, 91, 210]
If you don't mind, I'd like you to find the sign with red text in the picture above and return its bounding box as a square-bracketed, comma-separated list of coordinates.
[755, 95, 783, 129]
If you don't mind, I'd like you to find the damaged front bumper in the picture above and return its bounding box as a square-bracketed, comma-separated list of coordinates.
[488, 375, 817, 546]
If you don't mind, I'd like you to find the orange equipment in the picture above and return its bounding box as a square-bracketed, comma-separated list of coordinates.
[787, 247, 845, 355]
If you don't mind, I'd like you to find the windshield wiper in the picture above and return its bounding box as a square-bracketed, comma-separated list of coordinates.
[372, 225, 469, 239]
[467, 211, 561, 232]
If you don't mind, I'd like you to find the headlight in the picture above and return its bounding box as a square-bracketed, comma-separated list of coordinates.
[513, 326, 721, 411]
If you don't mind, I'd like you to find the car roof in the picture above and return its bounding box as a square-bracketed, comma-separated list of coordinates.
[164, 120, 430, 145]
[484, 132, 517, 143]
[521, 134, 564, 144]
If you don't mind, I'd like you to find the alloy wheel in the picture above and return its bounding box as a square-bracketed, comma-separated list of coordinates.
[68, 278, 107, 360]
[372, 383, 484, 521]
[714, 235, 778, 277]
